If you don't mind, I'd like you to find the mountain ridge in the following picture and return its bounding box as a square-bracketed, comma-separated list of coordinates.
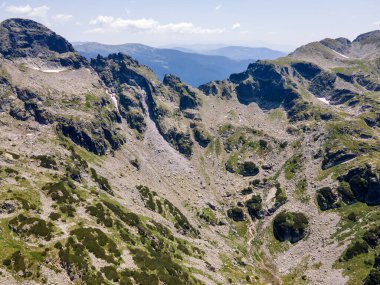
[0, 18, 379, 285]
[73, 42, 284, 87]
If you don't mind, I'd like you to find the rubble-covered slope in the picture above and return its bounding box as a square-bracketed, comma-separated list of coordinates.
[0, 19, 380, 285]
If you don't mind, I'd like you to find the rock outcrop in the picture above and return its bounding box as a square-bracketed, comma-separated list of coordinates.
[0, 18, 87, 68]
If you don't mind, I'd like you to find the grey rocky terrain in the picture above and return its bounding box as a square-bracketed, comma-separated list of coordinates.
[0, 18, 379, 285]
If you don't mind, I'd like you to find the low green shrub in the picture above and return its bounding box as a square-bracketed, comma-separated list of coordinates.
[90, 168, 113, 195]
[49, 212, 61, 221]
[344, 241, 369, 260]
[227, 207, 245, 222]
[238, 161, 259, 177]
[275, 183, 287, 204]
[245, 195, 262, 219]
[273, 211, 309, 243]
[337, 182, 356, 204]
[101, 266, 119, 282]
[34, 155, 58, 170]
[364, 268, 380, 285]
[86, 203, 113, 227]
[9, 214, 54, 240]
[363, 226, 380, 248]
[240, 187, 253, 195]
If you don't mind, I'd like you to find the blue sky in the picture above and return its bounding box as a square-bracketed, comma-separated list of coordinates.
[0, 0, 379, 51]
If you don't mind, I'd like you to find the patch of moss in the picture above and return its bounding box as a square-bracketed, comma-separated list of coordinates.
[198, 208, 218, 225]
[284, 155, 302, 180]
[294, 179, 310, 204]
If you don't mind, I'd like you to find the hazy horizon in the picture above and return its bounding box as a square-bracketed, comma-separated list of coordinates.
[0, 0, 379, 51]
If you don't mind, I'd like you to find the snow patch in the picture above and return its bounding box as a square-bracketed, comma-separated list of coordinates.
[332, 50, 349, 59]
[316, 97, 330, 105]
[106, 90, 119, 111]
[31, 67, 66, 73]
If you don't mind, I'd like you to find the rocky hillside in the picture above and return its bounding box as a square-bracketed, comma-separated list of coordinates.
[0, 18, 379, 285]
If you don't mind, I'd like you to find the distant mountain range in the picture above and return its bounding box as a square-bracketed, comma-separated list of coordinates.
[73, 42, 286, 86]
[200, 46, 286, 61]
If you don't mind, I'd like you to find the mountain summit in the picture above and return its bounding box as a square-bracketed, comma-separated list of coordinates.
[0, 18, 86, 69]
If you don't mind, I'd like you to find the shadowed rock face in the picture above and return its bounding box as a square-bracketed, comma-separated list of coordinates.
[230, 61, 299, 107]
[57, 118, 125, 156]
[340, 165, 380, 206]
[0, 18, 86, 68]
[316, 187, 339, 211]
[163, 74, 199, 110]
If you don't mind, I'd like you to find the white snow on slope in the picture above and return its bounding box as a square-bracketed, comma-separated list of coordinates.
[31, 67, 66, 73]
[332, 50, 349, 59]
[316, 97, 330, 105]
[106, 90, 119, 111]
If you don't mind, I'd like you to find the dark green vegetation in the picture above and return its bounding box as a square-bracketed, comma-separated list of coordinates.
[273, 211, 309, 243]
[55, 195, 204, 285]
[33, 155, 58, 170]
[284, 155, 302, 180]
[344, 241, 369, 260]
[338, 165, 380, 206]
[227, 207, 245, 222]
[3, 251, 31, 278]
[245, 195, 263, 220]
[238, 161, 260, 177]
[342, 225, 380, 261]
[8, 214, 55, 241]
[90, 168, 113, 195]
[42, 178, 80, 217]
[137, 185, 199, 237]
[275, 183, 288, 204]
[191, 123, 212, 147]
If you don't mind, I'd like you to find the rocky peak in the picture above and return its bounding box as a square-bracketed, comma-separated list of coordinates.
[0, 18, 86, 68]
[163, 74, 199, 110]
[353, 30, 380, 45]
[320, 37, 352, 53]
[163, 74, 182, 86]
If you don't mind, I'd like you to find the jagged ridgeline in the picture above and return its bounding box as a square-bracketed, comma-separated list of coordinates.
[0, 18, 379, 285]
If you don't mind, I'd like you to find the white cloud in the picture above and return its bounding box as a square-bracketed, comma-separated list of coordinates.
[0, 2, 7, 9]
[240, 30, 249, 35]
[89, 16, 224, 35]
[374, 20, 380, 26]
[6, 4, 49, 18]
[232, 23, 241, 30]
[52, 14, 73, 23]
[215, 4, 222, 10]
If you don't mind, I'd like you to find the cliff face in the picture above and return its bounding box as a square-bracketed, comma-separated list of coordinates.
[0, 19, 379, 285]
